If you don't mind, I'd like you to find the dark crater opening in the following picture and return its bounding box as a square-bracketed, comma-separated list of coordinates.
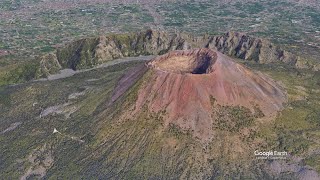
[148, 49, 217, 75]
[192, 55, 213, 74]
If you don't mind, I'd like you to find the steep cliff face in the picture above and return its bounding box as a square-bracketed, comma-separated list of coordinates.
[54, 30, 191, 71]
[56, 37, 100, 70]
[37, 29, 305, 78]
[206, 32, 298, 65]
[36, 53, 62, 78]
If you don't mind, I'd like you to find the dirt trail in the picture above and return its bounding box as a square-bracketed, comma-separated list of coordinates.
[36, 56, 154, 82]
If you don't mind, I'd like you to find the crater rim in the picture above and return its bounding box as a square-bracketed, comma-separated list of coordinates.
[147, 48, 217, 75]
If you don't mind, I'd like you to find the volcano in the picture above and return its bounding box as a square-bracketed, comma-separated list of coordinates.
[124, 48, 287, 141]
[3, 29, 319, 179]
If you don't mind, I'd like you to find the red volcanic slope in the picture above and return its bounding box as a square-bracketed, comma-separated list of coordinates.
[133, 49, 286, 141]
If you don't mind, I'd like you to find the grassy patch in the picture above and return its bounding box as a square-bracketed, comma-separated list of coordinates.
[212, 105, 255, 133]
[305, 155, 320, 172]
[0, 59, 40, 86]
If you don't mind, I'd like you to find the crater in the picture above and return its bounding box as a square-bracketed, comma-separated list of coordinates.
[136, 48, 287, 141]
[148, 49, 217, 74]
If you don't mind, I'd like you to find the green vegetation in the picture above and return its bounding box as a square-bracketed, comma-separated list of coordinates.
[167, 123, 186, 138]
[0, 60, 40, 86]
[0, 60, 144, 179]
[277, 129, 310, 155]
[0, 0, 320, 178]
[1, 0, 319, 62]
[0, 52, 319, 178]
[56, 38, 100, 70]
[305, 155, 320, 172]
[213, 105, 255, 133]
[243, 62, 320, 159]
[0, 86, 11, 107]
[235, 2, 265, 14]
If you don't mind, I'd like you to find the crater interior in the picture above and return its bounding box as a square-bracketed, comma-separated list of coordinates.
[148, 49, 217, 74]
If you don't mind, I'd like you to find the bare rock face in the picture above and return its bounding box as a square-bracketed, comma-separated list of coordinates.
[38, 29, 306, 78]
[54, 29, 191, 70]
[36, 53, 62, 78]
[207, 32, 298, 65]
[134, 48, 287, 141]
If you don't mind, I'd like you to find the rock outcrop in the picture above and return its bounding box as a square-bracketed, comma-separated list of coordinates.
[36, 53, 62, 78]
[54, 30, 191, 70]
[206, 32, 298, 64]
[38, 29, 304, 78]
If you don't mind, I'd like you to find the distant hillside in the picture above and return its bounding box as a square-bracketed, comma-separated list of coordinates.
[1, 29, 318, 86]
[37, 29, 313, 77]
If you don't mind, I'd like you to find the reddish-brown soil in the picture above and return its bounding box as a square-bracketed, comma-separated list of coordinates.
[132, 49, 286, 141]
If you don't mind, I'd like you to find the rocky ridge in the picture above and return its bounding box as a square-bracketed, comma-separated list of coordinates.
[36, 29, 313, 78]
